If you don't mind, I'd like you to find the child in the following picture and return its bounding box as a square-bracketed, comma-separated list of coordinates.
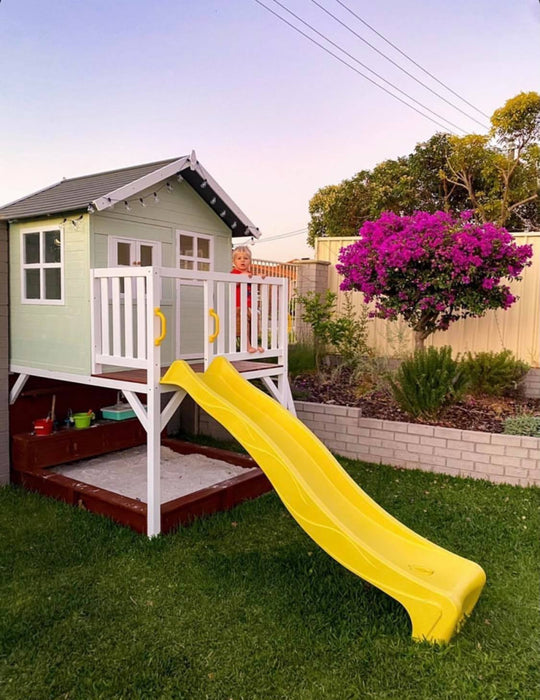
[231, 246, 264, 353]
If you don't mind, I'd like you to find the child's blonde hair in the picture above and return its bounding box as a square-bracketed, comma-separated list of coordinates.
[232, 245, 252, 261]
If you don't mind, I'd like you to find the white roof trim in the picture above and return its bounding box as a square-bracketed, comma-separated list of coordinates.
[191, 160, 261, 239]
[91, 157, 190, 211]
[90, 152, 261, 239]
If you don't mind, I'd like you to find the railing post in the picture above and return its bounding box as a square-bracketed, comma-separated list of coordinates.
[146, 267, 162, 537]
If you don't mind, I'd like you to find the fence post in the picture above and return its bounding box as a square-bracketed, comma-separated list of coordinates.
[295, 260, 331, 343]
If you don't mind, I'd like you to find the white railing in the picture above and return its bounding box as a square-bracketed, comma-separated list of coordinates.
[90, 266, 289, 375]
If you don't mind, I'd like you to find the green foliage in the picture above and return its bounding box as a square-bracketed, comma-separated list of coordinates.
[503, 414, 540, 436]
[287, 342, 317, 377]
[307, 92, 540, 239]
[295, 289, 337, 368]
[389, 346, 469, 419]
[461, 350, 530, 396]
[295, 290, 372, 370]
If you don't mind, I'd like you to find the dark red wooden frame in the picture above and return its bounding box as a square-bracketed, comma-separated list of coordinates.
[11, 437, 272, 535]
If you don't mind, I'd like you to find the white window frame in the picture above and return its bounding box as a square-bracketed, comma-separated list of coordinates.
[20, 226, 65, 305]
[108, 236, 161, 269]
[176, 230, 214, 277]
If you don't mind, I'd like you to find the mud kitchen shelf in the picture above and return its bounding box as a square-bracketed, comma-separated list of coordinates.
[12, 419, 146, 471]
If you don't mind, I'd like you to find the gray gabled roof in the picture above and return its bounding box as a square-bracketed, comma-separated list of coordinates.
[0, 153, 260, 238]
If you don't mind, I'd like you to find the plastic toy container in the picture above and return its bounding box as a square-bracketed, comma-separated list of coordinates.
[101, 405, 136, 421]
[33, 418, 53, 436]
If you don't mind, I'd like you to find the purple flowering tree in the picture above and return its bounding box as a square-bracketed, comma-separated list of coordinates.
[336, 211, 533, 350]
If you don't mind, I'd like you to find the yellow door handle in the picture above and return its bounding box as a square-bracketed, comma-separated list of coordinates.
[209, 308, 220, 342]
[154, 307, 167, 346]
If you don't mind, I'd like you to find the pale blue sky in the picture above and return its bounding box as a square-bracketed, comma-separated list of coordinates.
[1, 0, 539, 259]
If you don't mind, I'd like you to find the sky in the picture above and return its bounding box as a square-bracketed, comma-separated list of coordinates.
[1, 0, 539, 261]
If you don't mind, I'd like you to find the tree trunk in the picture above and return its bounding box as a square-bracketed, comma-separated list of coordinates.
[414, 331, 425, 351]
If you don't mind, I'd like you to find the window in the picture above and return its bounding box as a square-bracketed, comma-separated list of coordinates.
[109, 237, 159, 268]
[177, 232, 213, 272]
[21, 228, 64, 304]
[108, 237, 161, 295]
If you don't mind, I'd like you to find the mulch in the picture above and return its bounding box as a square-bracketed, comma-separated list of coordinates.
[291, 372, 540, 433]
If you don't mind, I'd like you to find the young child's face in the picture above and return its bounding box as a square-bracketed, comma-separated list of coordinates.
[233, 251, 251, 272]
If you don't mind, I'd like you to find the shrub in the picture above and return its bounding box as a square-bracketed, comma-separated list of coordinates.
[337, 210, 533, 349]
[503, 414, 540, 436]
[295, 290, 373, 370]
[389, 346, 469, 419]
[461, 350, 530, 396]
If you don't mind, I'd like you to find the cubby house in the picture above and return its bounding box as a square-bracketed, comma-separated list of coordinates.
[1, 152, 293, 535]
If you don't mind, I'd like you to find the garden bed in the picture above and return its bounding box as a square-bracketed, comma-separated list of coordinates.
[292, 372, 540, 434]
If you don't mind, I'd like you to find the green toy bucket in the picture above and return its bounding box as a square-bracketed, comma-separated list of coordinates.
[73, 412, 94, 429]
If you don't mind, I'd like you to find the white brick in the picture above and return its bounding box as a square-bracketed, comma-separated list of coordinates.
[434, 427, 462, 439]
[491, 455, 522, 468]
[520, 436, 540, 449]
[447, 440, 467, 452]
[370, 429, 395, 441]
[399, 433, 421, 444]
[505, 466, 530, 478]
[505, 446, 529, 459]
[475, 443, 505, 456]
[356, 419, 382, 431]
[346, 426, 371, 437]
[407, 424, 435, 437]
[423, 436, 447, 448]
[491, 433, 522, 446]
[461, 451, 490, 464]
[410, 444, 434, 456]
[482, 462, 505, 475]
[435, 447, 461, 459]
[462, 430, 490, 444]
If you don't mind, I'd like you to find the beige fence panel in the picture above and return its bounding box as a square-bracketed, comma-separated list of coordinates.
[315, 234, 540, 367]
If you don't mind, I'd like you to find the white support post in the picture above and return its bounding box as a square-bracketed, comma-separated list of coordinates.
[9, 373, 29, 404]
[146, 268, 162, 537]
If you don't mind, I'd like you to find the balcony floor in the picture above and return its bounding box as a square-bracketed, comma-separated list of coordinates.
[94, 360, 281, 384]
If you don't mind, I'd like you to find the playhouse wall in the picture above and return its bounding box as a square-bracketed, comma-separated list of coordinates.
[9, 214, 93, 375]
[91, 179, 233, 363]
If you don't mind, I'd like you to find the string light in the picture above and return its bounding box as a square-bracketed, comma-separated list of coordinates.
[139, 198, 146, 207]
[124, 201, 131, 211]
[166, 182, 173, 192]
[200, 179, 208, 188]
[210, 196, 217, 205]
[61, 214, 84, 228]
[153, 192, 159, 203]
[87, 204, 95, 213]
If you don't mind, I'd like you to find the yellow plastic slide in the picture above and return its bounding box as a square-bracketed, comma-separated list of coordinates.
[161, 358, 486, 643]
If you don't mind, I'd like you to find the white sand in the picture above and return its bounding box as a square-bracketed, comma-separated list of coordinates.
[53, 445, 256, 504]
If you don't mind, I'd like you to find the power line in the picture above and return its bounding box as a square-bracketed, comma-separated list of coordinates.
[268, 0, 469, 134]
[259, 228, 308, 243]
[309, 0, 489, 130]
[253, 0, 463, 134]
[331, 0, 490, 120]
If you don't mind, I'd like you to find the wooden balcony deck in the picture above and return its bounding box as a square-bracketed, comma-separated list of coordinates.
[94, 360, 281, 384]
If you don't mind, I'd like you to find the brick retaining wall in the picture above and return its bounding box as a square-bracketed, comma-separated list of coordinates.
[295, 401, 540, 487]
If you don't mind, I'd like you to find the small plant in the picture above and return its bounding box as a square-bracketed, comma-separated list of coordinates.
[295, 290, 373, 370]
[295, 289, 337, 368]
[389, 346, 469, 419]
[503, 414, 540, 436]
[461, 350, 530, 396]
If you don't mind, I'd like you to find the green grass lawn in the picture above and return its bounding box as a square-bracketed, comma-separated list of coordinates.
[1, 457, 538, 700]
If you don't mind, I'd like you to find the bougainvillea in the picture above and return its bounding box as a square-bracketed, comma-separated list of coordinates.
[336, 211, 533, 348]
